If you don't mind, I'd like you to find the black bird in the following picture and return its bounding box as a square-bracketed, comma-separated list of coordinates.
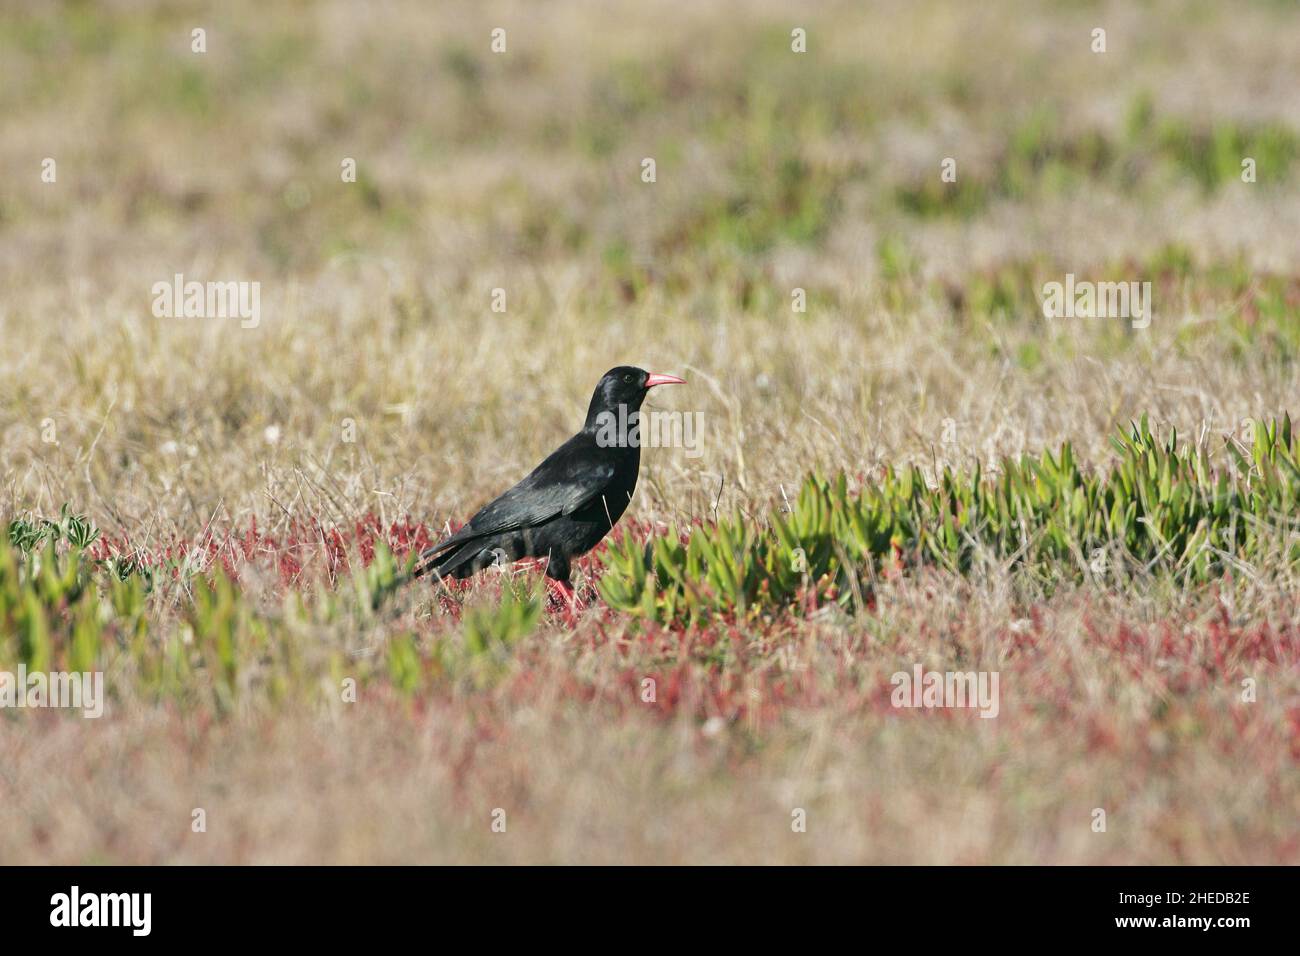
[414, 366, 685, 608]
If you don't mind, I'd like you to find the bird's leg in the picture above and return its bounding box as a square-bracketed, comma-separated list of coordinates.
[544, 553, 583, 616]
[547, 577, 585, 616]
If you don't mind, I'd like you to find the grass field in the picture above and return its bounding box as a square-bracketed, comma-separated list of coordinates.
[1, 0, 1298, 864]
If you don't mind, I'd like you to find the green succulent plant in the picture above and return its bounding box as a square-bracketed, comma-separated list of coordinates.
[599, 416, 1300, 623]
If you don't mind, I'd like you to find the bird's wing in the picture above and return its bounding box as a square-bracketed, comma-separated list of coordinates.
[419, 437, 616, 562]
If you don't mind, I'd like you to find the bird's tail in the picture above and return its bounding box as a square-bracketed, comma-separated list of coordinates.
[410, 549, 445, 581]
[410, 538, 478, 582]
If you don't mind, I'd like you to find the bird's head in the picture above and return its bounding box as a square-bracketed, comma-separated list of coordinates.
[584, 366, 685, 429]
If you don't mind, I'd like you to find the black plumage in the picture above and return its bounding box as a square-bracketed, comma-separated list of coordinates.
[414, 366, 684, 603]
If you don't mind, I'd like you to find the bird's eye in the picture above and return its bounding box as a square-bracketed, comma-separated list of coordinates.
[623, 374, 633, 384]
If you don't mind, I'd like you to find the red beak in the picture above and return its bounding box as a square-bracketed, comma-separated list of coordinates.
[644, 372, 686, 389]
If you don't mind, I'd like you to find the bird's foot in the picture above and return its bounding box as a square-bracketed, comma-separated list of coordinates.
[546, 578, 586, 619]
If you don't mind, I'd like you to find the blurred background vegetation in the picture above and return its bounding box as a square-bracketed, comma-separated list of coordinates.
[1, 0, 1298, 533]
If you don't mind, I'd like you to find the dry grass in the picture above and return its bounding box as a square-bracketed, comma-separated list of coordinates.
[2, 576, 1294, 865]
